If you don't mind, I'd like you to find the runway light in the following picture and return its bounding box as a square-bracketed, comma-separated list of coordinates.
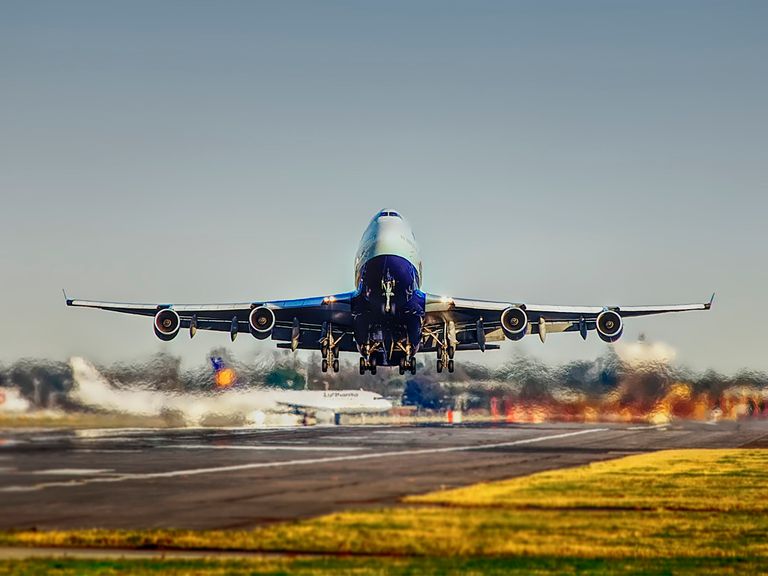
[215, 368, 236, 389]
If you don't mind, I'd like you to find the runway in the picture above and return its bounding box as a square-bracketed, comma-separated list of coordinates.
[1, 420, 767, 530]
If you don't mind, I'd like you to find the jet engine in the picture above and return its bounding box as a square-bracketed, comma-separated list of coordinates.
[500, 306, 528, 341]
[596, 310, 623, 342]
[249, 306, 275, 339]
[154, 309, 181, 341]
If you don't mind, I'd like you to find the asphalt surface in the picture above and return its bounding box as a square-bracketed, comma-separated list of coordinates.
[0, 420, 767, 530]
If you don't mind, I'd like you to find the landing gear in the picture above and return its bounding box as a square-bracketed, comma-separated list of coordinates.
[424, 322, 457, 376]
[320, 322, 340, 373]
[399, 357, 416, 376]
[321, 351, 339, 373]
[359, 356, 377, 375]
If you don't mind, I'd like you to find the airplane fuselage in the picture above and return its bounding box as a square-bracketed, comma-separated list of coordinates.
[351, 210, 426, 368]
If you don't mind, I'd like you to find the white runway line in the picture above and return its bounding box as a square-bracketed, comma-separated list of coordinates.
[0, 428, 608, 493]
[31, 469, 114, 476]
[160, 444, 364, 452]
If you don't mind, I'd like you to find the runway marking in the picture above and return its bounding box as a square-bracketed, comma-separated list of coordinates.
[0, 428, 608, 493]
[161, 444, 364, 452]
[373, 430, 416, 434]
[72, 449, 143, 454]
[32, 469, 114, 476]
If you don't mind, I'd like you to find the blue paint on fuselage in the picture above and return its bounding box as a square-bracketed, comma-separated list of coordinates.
[352, 254, 425, 365]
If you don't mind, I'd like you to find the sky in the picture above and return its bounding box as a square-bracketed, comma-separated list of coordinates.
[0, 0, 765, 373]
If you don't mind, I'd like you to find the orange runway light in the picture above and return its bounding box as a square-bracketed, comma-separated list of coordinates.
[215, 368, 237, 388]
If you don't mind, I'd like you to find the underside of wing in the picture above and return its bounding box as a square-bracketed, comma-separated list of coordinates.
[65, 291, 356, 349]
[422, 292, 714, 348]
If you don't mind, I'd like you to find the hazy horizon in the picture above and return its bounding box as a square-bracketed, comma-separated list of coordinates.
[1, 1, 766, 373]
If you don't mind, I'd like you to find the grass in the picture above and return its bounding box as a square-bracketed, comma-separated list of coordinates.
[1, 556, 766, 575]
[407, 449, 768, 512]
[2, 449, 767, 573]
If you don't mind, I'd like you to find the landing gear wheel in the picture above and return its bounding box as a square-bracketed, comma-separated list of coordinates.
[332, 359, 339, 373]
[447, 346, 455, 359]
[447, 359, 455, 373]
[410, 361, 417, 375]
[436, 359, 443, 373]
[398, 358, 406, 376]
[370, 364, 377, 375]
[359, 357, 366, 375]
[322, 359, 329, 373]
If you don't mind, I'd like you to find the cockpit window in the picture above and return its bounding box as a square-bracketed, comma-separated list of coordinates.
[379, 211, 401, 218]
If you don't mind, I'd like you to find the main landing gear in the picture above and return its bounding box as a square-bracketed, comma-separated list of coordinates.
[320, 322, 340, 373]
[436, 345, 455, 374]
[399, 357, 417, 376]
[359, 356, 377, 375]
[321, 356, 339, 373]
[423, 323, 456, 374]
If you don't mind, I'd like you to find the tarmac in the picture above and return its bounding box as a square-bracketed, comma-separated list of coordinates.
[1, 420, 767, 530]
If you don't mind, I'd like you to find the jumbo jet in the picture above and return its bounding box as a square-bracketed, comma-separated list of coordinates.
[66, 209, 713, 375]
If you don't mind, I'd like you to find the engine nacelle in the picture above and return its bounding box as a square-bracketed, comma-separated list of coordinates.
[249, 306, 276, 340]
[154, 308, 181, 341]
[500, 306, 528, 341]
[596, 310, 624, 343]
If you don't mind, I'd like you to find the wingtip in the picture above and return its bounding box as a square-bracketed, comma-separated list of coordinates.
[62, 288, 73, 306]
[706, 292, 716, 310]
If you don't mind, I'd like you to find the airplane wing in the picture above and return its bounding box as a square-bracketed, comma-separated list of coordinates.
[421, 293, 714, 349]
[65, 291, 358, 351]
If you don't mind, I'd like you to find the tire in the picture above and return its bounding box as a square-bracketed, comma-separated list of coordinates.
[370, 365, 377, 375]
[359, 357, 366, 375]
[399, 365, 405, 376]
[322, 359, 328, 373]
[448, 359, 454, 373]
[447, 346, 455, 359]
[332, 359, 339, 373]
[436, 360, 443, 373]
[410, 363, 416, 375]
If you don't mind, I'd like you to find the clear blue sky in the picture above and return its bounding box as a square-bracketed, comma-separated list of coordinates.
[0, 1, 765, 372]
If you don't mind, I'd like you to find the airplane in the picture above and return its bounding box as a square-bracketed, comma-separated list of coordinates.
[206, 356, 389, 421]
[69, 357, 392, 426]
[66, 209, 713, 376]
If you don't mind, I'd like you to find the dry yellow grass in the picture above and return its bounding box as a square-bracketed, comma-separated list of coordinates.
[406, 449, 768, 512]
